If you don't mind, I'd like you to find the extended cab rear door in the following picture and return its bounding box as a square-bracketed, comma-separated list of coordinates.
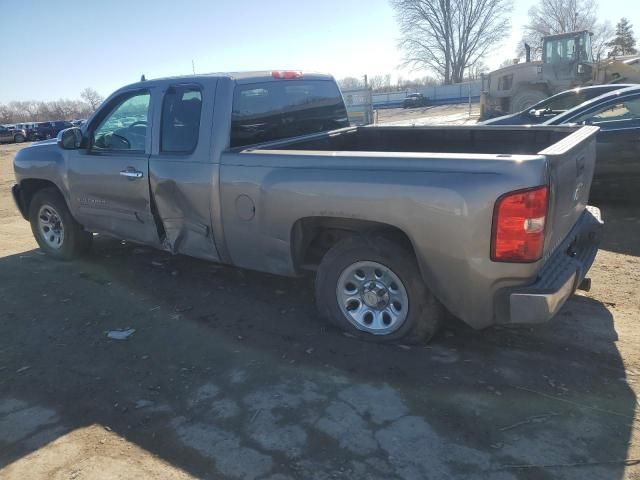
[147, 79, 221, 261]
[67, 88, 159, 245]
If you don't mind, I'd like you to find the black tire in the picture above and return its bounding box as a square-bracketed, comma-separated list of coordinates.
[14, 133, 25, 143]
[315, 234, 443, 344]
[511, 89, 548, 113]
[29, 187, 92, 260]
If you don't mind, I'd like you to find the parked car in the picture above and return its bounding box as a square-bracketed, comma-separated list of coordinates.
[70, 119, 86, 127]
[12, 71, 602, 344]
[34, 121, 73, 140]
[402, 93, 429, 109]
[482, 84, 635, 125]
[15, 123, 40, 141]
[543, 85, 640, 201]
[0, 125, 26, 143]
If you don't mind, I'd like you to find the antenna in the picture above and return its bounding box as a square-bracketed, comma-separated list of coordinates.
[140, 74, 146, 82]
[192, 60, 196, 75]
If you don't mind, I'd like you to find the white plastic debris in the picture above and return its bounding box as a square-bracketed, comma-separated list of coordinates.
[107, 328, 136, 340]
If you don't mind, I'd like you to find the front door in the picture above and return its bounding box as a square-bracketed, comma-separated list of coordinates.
[67, 89, 159, 245]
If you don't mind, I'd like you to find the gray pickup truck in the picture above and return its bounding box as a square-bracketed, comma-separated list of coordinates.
[12, 71, 603, 343]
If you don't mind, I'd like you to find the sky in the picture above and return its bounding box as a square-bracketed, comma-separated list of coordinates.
[0, 0, 639, 103]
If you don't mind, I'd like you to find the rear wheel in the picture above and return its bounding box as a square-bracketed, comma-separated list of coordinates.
[29, 188, 92, 260]
[511, 89, 548, 113]
[14, 133, 25, 143]
[315, 234, 443, 344]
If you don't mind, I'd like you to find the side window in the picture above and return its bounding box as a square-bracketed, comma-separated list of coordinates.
[497, 74, 513, 91]
[92, 91, 150, 152]
[575, 97, 640, 124]
[161, 86, 202, 153]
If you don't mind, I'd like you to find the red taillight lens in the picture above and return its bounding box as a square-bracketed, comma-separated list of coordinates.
[491, 186, 549, 262]
[272, 70, 303, 80]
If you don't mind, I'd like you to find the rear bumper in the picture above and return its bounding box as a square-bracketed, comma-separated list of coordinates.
[502, 206, 603, 324]
[12, 184, 28, 220]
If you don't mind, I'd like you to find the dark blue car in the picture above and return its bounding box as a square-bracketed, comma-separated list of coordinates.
[544, 85, 640, 202]
[482, 84, 634, 126]
[34, 121, 73, 140]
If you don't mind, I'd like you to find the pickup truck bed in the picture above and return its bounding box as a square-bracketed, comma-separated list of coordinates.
[12, 71, 603, 344]
[223, 124, 601, 330]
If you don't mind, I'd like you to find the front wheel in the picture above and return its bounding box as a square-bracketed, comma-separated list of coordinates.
[315, 234, 443, 344]
[14, 133, 25, 143]
[29, 188, 92, 260]
[511, 90, 548, 114]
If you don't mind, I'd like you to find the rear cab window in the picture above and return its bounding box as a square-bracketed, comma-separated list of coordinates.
[230, 79, 349, 148]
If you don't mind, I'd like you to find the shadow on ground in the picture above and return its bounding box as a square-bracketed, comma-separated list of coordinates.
[594, 202, 640, 257]
[0, 236, 636, 479]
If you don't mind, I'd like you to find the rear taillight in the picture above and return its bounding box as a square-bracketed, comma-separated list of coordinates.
[272, 70, 303, 80]
[491, 186, 549, 262]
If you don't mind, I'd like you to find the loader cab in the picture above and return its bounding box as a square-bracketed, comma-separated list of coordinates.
[542, 31, 594, 85]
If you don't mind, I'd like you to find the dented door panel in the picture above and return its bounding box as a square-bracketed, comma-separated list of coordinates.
[149, 163, 220, 261]
[147, 77, 221, 261]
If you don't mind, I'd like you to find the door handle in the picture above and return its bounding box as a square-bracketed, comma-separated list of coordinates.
[119, 169, 144, 179]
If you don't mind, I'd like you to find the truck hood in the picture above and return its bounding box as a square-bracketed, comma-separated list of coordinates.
[13, 138, 63, 176]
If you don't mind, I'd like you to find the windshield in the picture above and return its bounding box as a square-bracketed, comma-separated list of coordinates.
[544, 34, 593, 63]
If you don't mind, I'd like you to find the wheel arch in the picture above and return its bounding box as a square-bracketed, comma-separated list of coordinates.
[19, 179, 67, 219]
[290, 216, 419, 272]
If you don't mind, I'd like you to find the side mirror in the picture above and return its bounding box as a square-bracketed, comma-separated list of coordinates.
[57, 127, 84, 150]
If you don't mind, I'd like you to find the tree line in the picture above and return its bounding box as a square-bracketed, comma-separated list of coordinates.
[0, 88, 104, 125]
[338, 65, 487, 93]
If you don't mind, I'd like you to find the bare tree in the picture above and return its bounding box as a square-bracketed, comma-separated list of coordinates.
[337, 77, 364, 90]
[466, 60, 489, 80]
[0, 96, 94, 124]
[592, 21, 615, 60]
[80, 87, 104, 111]
[521, 0, 613, 60]
[392, 0, 512, 84]
[368, 75, 393, 91]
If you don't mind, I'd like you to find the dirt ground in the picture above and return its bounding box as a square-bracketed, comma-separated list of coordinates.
[377, 103, 481, 125]
[0, 138, 639, 480]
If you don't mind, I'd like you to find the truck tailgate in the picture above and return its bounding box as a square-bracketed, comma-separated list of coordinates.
[540, 126, 599, 258]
